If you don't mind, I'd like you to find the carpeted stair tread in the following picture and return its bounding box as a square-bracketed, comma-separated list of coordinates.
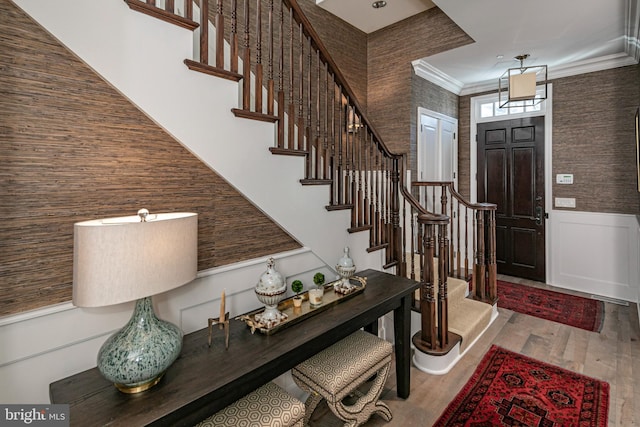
[407, 253, 493, 354]
[414, 278, 467, 307]
[444, 279, 468, 310]
[408, 254, 468, 307]
[448, 299, 492, 353]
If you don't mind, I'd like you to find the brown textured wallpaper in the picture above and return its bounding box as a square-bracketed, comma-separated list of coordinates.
[552, 65, 640, 214]
[457, 65, 640, 214]
[297, 0, 368, 109]
[0, 1, 300, 316]
[457, 92, 475, 200]
[367, 7, 473, 156]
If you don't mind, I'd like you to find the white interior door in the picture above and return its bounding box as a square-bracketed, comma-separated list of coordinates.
[417, 108, 458, 209]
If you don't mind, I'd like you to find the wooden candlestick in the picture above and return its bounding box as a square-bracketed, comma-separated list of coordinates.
[208, 290, 229, 349]
[219, 289, 225, 323]
[208, 314, 229, 349]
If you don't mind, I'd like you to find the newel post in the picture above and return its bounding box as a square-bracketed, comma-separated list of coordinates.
[391, 156, 403, 275]
[485, 207, 497, 302]
[412, 213, 449, 353]
[437, 220, 449, 348]
[473, 208, 486, 300]
[472, 203, 497, 304]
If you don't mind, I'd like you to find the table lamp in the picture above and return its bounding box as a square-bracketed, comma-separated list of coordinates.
[73, 209, 198, 393]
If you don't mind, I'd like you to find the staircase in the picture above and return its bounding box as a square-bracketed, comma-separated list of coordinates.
[408, 255, 497, 374]
[15, 0, 499, 369]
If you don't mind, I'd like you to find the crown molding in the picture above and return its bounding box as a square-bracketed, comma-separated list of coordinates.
[626, 0, 640, 61]
[414, 52, 638, 97]
[414, 1, 640, 96]
[548, 52, 638, 79]
[411, 59, 464, 95]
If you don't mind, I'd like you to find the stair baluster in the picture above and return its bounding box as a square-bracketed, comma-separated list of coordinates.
[242, 0, 250, 110]
[254, 0, 263, 113]
[200, 0, 208, 64]
[230, 0, 238, 73]
[215, 0, 224, 68]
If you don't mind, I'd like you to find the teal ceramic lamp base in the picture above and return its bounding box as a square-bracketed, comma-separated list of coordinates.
[97, 297, 183, 394]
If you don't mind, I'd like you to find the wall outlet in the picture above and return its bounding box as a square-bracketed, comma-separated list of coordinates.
[555, 197, 576, 208]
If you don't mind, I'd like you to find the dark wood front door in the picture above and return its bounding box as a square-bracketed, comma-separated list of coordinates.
[477, 116, 545, 281]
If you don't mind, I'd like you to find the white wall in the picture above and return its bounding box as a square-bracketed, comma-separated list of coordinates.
[548, 210, 640, 302]
[4, 0, 389, 404]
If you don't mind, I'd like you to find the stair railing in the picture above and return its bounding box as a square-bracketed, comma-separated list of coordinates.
[123, 0, 490, 353]
[411, 181, 498, 303]
[397, 156, 457, 352]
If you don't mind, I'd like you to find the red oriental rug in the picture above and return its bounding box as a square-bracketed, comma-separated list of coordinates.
[434, 345, 610, 427]
[497, 280, 604, 332]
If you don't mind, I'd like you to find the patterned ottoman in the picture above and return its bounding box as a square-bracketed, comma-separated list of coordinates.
[194, 381, 305, 427]
[292, 330, 393, 427]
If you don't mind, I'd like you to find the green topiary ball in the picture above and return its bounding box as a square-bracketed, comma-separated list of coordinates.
[291, 279, 304, 295]
[313, 272, 325, 286]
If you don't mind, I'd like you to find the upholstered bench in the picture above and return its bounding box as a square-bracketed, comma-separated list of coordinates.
[194, 381, 305, 427]
[292, 330, 393, 427]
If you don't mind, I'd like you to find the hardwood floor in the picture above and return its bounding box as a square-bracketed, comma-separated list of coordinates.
[310, 275, 640, 426]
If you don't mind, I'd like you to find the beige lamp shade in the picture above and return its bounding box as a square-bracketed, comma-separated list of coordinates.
[73, 212, 198, 307]
[508, 72, 537, 101]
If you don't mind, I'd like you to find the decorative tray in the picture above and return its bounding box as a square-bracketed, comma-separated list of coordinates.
[236, 276, 366, 335]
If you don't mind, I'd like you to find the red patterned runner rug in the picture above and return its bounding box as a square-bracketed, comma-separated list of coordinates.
[433, 345, 610, 427]
[497, 280, 604, 332]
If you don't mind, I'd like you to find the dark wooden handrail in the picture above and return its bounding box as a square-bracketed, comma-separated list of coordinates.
[412, 181, 497, 212]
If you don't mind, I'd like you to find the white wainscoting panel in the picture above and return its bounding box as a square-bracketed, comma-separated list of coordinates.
[0, 249, 331, 404]
[549, 210, 639, 302]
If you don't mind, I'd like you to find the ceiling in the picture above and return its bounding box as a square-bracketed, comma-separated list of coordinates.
[316, 0, 436, 34]
[316, 0, 638, 94]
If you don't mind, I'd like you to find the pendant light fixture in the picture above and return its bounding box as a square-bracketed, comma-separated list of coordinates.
[498, 54, 547, 109]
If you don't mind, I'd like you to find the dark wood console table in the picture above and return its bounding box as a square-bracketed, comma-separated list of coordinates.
[50, 269, 419, 426]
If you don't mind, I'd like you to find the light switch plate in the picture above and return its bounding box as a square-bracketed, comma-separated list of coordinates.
[555, 197, 576, 208]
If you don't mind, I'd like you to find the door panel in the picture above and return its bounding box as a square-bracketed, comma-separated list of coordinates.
[486, 128, 506, 144]
[440, 120, 455, 181]
[485, 150, 507, 216]
[477, 116, 545, 281]
[512, 227, 536, 267]
[495, 225, 507, 267]
[420, 116, 438, 181]
[512, 147, 534, 217]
